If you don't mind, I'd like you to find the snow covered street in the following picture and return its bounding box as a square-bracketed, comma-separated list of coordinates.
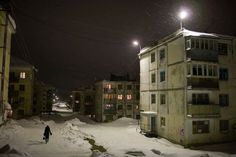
[0, 113, 236, 157]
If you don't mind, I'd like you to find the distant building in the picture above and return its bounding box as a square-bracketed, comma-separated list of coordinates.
[8, 57, 36, 118]
[71, 86, 95, 117]
[0, 6, 16, 123]
[139, 29, 236, 145]
[33, 80, 55, 114]
[95, 74, 140, 122]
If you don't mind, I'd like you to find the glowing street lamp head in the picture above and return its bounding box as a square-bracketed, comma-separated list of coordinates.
[179, 10, 188, 20]
[133, 40, 139, 46]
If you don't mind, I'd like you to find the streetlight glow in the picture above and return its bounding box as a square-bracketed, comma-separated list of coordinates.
[133, 40, 139, 46]
[179, 10, 188, 20]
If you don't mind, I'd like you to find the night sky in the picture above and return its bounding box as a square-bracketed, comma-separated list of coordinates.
[8, 0, 236, 93]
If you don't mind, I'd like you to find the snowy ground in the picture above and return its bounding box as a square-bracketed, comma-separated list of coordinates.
[0, 105, 236, 157]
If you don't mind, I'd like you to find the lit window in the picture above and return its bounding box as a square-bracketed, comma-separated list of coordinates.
[105, 104, 113, 110]
[127, 95, 132, 100]
[20, 72, 26, 79]
[117, 95, 123, 100]
[105, 84, 112, 89]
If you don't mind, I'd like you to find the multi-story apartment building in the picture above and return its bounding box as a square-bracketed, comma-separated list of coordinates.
[71, 86, 95, 117]
[139, 29, 236, 146]
[8, 57, 36, 118]
[33, 80, 55, 114]
[95, 75, 140, 122]
[0, 6, 16, 123]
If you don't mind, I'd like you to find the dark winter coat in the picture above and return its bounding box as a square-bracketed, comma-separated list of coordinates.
[44, 125, 52, 139]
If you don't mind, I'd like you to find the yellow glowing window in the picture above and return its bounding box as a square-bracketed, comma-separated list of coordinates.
[117, 95, 123, 100]
[20, 72, 26, 79]
[127, 94, 132, 100]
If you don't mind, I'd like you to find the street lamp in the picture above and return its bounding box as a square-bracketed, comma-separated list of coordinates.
[132, 40, 141, 51]
[178, 10, 188, 29]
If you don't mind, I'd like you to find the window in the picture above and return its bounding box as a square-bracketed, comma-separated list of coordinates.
[218, 43, 228, 55]
[196, 39, 200, 49]
[20, 72, 26, 79]
[160, 71, 165, 82]
[151, 53, 155, 63]
[117, 95, 123, 100]
[219, 68, 228, 80]
[200, 39, 204, 49]
[19, 97, 25, 105]
[204, 39, 208, 49]
[186, 40, 191, 49]
[161, 117, 165, 126]
[208, 65, 213, 76]
[151, 94, 156, 104]
[219, 94, 229, 107]
[187, 64, 191, 75]
[105, 104, 114, 110]
[105, 84, 112, 89]
[127, 104, 132, 110]
[136, 93, 140, 100]
[19, 85, 25, 91]
[197, 65, 202, 76]
[127, 85, 132, 90]
[127, 95, 132, 100]
[160, 94, 166, 105]
[118, 105, 123, 110]
[191, 39, 195, 49]
[192, 94, 209, 105]
[118, 84, 123, 90]
[203, 65, 207, 76]
[160, 49, 165, 60]
[192, 120, 209, 134]
[135, 85, 140, 90]
[192, 64, 197, 75]
[151, 73, 156, 83]
[220, 120, 229, 132]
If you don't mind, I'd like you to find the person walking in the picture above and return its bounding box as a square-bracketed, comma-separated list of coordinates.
[43, 125, 52, 144]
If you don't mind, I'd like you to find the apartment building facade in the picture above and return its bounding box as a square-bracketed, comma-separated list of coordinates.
[71, 86, 95, 116]
[0, 7, 16, 123]
[95, 79, 140, 122]
[8, 57, 36, 118]
[139, 29, 236, 145]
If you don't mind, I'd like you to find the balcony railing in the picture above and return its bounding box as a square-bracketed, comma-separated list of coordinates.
[187, 104, 220, 117]
[186, 49, 218, 62]
[187, 77, 219, 89]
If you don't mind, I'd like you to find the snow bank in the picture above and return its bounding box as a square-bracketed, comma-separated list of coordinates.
[66, 118, 86, 126]
[105, 117, 138, 126]
[0, 144, 31, 157]
[0, 120, 24, 140]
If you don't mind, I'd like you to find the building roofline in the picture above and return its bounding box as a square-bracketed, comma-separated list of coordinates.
[138, 28, 236, 57]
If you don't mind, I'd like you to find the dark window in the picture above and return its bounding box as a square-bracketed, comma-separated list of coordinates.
[192, 64, 197, 75]
[160, 71, 165, 82]
[161, 117, 165, 126]
[160, 49, 165, 60]
[19, 97, 25, 105]
[209, 40, 213, 50]
[219, 94, 229, 107]
[198, 65, 202, 76]
[203, 65, 207, 76]
[151, 53, 155, 63]
[219, 68, 228, 80]
[151, 73, 156, 83]
[208, 65, 213, 76]
[191, 39, 195, 48]
[196, 39, 200, 49]
[192, 94, 209, 105]
[19, 85, 25, 91]
[127, 85, 132, 90]
[135, 85, 140, 90]
[136, 93, 140, 100]
[193, 120, 209, 134]
[201, 39, 204, 49]
[118, 84, 123, 90]
[218, 43, 228, 55]
[204, 40, 208, 49]
[127, 105, 132, 110]
[220, 120, 229, 132]
[118, 105, 123, 110]
[160, 94, 166, 105]
[151, 94, 156, 104]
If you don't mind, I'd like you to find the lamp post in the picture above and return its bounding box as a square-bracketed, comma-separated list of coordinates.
[132, 40, 141, 52]
[178, 10, 188, 29]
